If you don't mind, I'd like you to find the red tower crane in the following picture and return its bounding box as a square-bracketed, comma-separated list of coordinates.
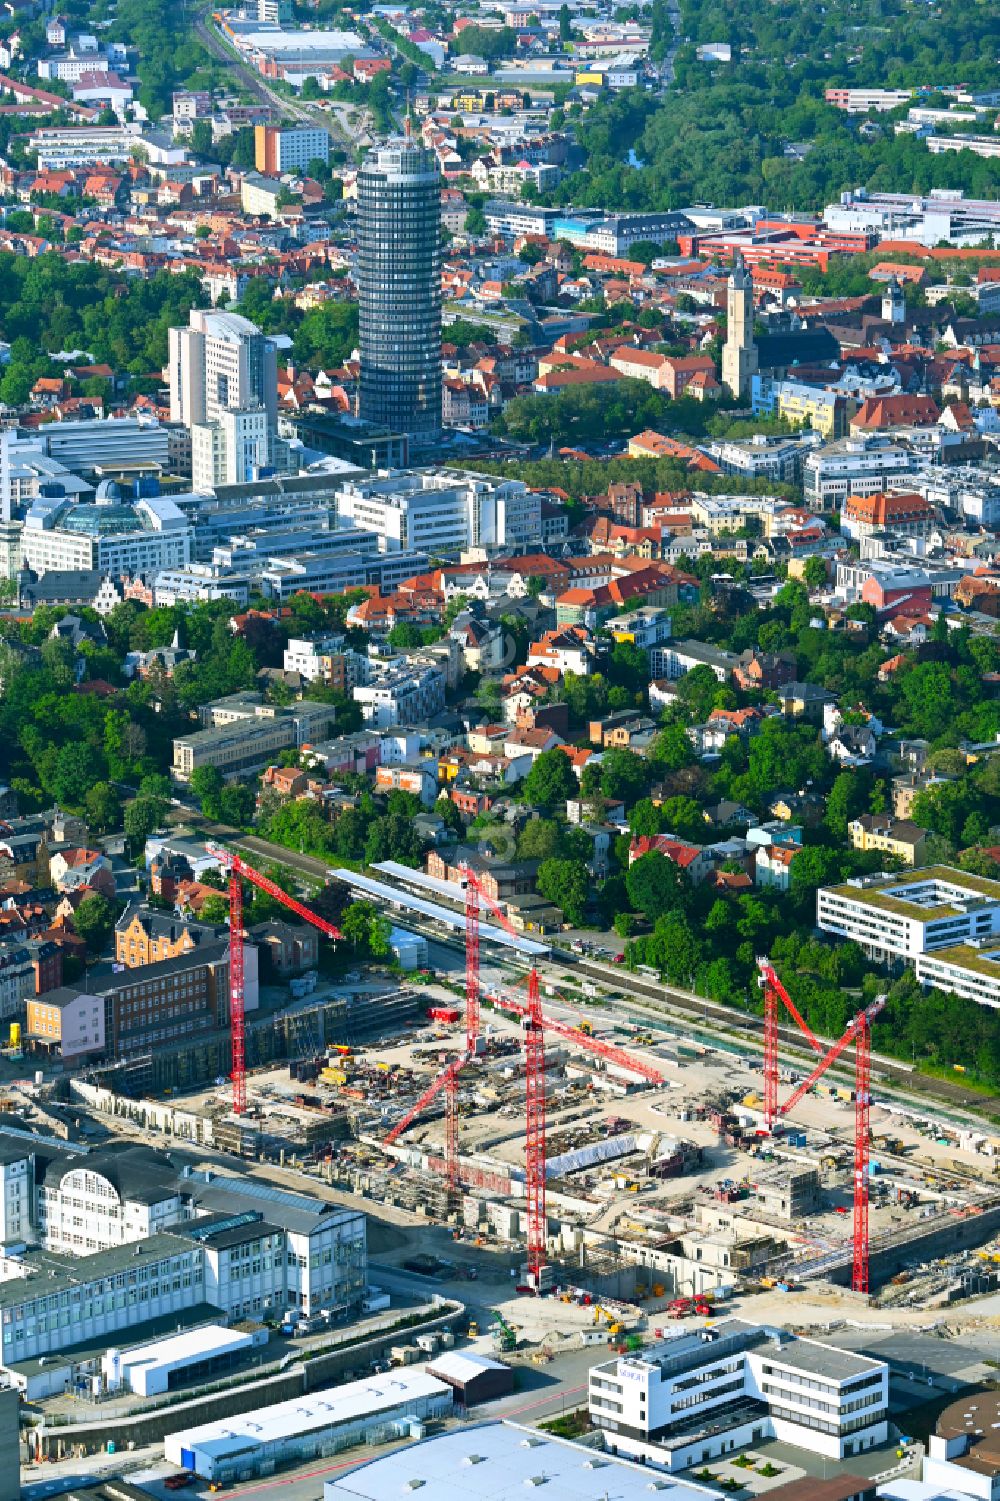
[757, 959, 823, 1131]
[756, 956, 885, 1294]
[385, 865, 663, 1288]
[207, 845, 343, 1116]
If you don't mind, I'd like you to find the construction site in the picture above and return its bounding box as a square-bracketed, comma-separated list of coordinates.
[59, 852, 1000, 1332]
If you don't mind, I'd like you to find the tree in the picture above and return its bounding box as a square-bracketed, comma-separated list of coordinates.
[84, 781, 120, 833]
[217, 783, 255, 828]
[51, 742, 104, 807]
[434, 796, 465, 837]
[825, 771, 864, 839]
[625, 851, 687, 921]
[340, 900, 393, 957]
[518, 818, 564, 861]
[803, 556, 828, 591]
[123, 795, 166, 848]
[190, 765, 225, 817]
[675, 664, 725, 725]
[629, 798, 670, 838]
[73, 891, 116, 954]
[656, 795, 706, 842]
[522, 748, 578, 808]
[600, 747, 648, 804]
[649, 721, 695, 772]
[536, 857, 589, 926]
[199, 893, 230, 924]
[648, 910, 703, 985]
[364, 813, 425, 868]
[558, 1, 572, 42]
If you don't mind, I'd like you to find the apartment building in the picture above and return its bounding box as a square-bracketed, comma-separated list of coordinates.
[353, 662, 446, 728]
[753, 377, 848, 438]
[816, 866, 1000, 965]
[841, 491, 935, 542]
[688, 494, 784, 537]
[847, 814, 927, 867]
[282, 633, 370, 691]
[589, 1320, 888, 1469]
[658, 639, 740, 683]
[707, 434, 817, 484]
[114, 905, 228, 968]
[254, 124, 329, 174]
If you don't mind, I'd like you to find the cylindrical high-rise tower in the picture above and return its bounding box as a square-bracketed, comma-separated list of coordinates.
[357, 132, 442, 438]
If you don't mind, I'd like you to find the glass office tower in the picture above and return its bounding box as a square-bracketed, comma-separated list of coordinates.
[357, 134, 442, 438]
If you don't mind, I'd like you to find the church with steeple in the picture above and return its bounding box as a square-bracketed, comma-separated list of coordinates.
[722, 253, 759, 399]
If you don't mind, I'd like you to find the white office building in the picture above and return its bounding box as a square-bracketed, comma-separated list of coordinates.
[28, 122, 139, 167]
[335, 470, 542, 554]
[915, 943, 1000, 1012]
[802, 435, 917, 511]
[817, 866, 1000, 965]
[0, 1231, 205, 1370]
[0, 1144, 31, 1243]
[0, 1138, 367, 1384]
[21, 495, 193, 578]
[589, 1320, 889, 1469]
[36, 1153, 189, 1253]
[191, 406, 270, 491]
[169, 308, 278, 430]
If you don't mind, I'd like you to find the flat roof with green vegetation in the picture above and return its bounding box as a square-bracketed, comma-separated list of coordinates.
[920, 944, 1000, 980]
[825, 865, 1000, 921]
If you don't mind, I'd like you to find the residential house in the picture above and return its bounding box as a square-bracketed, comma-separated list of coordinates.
[628, 835, 712, 884]
[755, 843, 799, 891]
[775, 681, 837, 721]
[848, 814, 927, 866]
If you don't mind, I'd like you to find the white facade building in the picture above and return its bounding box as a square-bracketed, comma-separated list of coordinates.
[37, 1159, 187, 1254]
[0, 1146, 31, 1243]
[335, 470, 541, 554]
[0, 1231, 204, 1370]
[353, 661, 446, 727]
[916, 944, 1000, 1012]
[21, 496, 193, 578]
[817, 867, 1000, 965]
[802, 435, 917, 511]
[191, 406, 270, 491]
[589, 1320, 888, 1469]
[169, 308, 278, 429]
[0, 1141, 367, 1382]
[166, 1372, 452, 1483]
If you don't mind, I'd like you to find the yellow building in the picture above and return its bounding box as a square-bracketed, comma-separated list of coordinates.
[848, 814, 927, 866]
[771, 383, 849, 438]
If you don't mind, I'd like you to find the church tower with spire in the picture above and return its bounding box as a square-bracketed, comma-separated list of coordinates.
[722, 252, 758, 399]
